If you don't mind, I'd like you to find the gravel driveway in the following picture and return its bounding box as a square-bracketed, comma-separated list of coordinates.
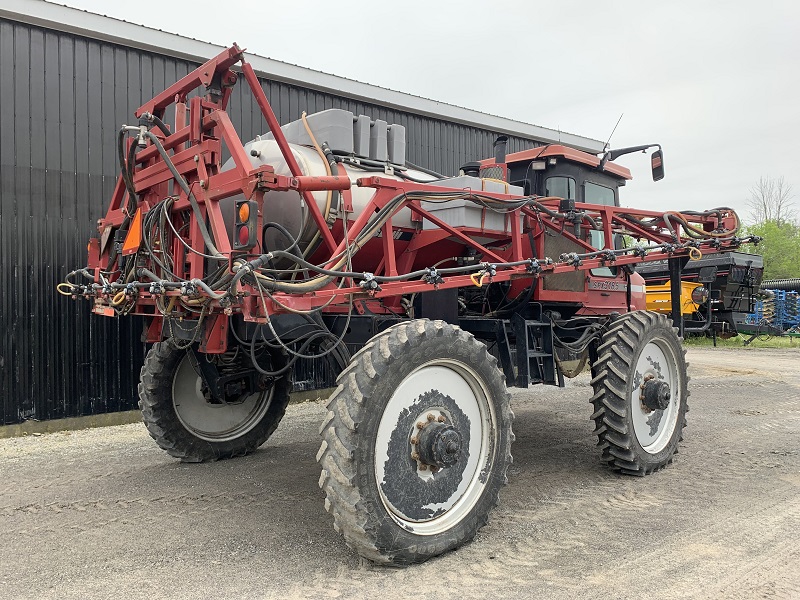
[1, 346, 798, 599]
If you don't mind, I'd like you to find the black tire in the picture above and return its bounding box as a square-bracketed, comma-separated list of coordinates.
[138, 341, 291, 462]
[590, 311, 689, 476]
[317, 319, 514, 565]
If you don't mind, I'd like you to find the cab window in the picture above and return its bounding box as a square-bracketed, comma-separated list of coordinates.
[545, 176, 575, 200]
[585, 181, 615, 206]
[589, 229, 616, 277]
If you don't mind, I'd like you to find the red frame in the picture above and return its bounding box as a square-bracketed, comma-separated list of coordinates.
[85, 45, 752, 349]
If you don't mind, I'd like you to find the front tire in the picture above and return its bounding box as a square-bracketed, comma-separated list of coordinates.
[138, 342, 291, 462]
[590, 311, 689, 475]
[317, 319, 514, 565]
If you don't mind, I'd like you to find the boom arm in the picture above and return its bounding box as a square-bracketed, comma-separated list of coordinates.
[60, 44, 759, 352]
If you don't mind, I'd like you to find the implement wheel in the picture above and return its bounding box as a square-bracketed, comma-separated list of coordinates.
[318, 319, 514, 565]
[590, 311, 688, 475]
[138, 342, 291, 462]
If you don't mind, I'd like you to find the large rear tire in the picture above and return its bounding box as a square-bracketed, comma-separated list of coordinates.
[318, 319, 514, 565]
[590, 311, 689, 475]
[138, 342, 291, 462]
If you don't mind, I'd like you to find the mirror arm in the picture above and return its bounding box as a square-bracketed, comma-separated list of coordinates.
[598, 143, 662, 174]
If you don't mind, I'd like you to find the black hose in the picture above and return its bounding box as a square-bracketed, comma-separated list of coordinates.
[262, 222, 303, 256]
[141, 130, 225, 260]
[486, 279, 535, 317]
[405, 160, 448, 179]
[109, 130, 140, 272]
[529, 200, 599, 230]
[149, 114, 171, 137]
[321, 142, 337, 168]
[125, 142, 138, 209]
[264, 250, 501, 283]
[336, 156, 443, 182]
[761, 278, 800, 292]
[552, 321, 605, 352]
[248, 294, 355, 375]
[117, 128, 137, 200]
[261, 221, 310, 280]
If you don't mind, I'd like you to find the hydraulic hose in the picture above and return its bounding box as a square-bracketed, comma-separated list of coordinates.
[131, 127, 225, 260]
[117, 128, 137, 201]
[623, 208, 740, 240]
[146, 113, 172, 137]
[404, 160, 448, 179]
[138, 267, 227, 299]
[529, 199, 600, 230]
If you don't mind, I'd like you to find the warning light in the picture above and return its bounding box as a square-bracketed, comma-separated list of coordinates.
[233, 199, 257, 250]
[238, 225, 250, 247]
[238, 202, 250, 223]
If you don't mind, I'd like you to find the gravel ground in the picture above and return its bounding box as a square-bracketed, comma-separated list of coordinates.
[1, 346, 798, 600]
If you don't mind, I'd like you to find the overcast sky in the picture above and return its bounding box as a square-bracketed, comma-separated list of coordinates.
[61, 0, 800, 219]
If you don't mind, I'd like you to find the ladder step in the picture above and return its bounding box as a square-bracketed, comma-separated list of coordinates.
[528, 351, 550, 358]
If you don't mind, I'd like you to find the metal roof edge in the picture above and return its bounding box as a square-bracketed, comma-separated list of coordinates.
[0, 0, 605, 153]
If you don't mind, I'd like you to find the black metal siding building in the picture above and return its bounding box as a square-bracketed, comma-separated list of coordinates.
[0, 1, 602, 425]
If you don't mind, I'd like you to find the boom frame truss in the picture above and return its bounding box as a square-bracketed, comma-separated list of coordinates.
[72, 44, 756, 352]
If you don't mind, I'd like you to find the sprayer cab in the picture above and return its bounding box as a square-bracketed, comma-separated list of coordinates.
[476, 143, 632, 208]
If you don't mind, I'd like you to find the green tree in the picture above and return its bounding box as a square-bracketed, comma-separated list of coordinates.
[745, 220, 800, 280]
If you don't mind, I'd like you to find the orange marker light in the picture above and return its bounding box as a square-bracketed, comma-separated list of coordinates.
[238, 202, 250, 223]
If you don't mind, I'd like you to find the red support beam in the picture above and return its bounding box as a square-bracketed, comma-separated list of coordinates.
[135, 45, 243, 117]
[239, 58, 337, 253]
[82, 40, 755, 338]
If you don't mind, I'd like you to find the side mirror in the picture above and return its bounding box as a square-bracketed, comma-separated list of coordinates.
[651, 149, 665, 181]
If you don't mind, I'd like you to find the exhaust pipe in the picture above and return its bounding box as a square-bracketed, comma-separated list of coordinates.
[493, 135, 508, 164]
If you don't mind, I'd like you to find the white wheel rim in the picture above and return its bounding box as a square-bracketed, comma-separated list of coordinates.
[172, 354, 272, 442]
[374, 360, 496, 536]
[631, 338, 681, 454]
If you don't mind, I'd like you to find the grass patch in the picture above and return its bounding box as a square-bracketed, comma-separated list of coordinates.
[684, 333, 800, 349]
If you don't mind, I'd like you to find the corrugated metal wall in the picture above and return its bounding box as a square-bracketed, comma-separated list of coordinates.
[0, 18, 541, 424]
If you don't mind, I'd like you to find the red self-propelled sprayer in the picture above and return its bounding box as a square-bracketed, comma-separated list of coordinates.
[60, 44, 758, 565]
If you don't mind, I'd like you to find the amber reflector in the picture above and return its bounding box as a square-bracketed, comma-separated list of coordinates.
[238, 202, 250, 223]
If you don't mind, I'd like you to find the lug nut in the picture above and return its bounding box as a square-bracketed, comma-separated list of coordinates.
[411, 452, 419, 460]
[427, 413, 435, 422]
[430, 466, 439, 473]
[437, 415, 446, 423]
[419, 464, 428, 471]
[641, 374, 655, 389]
[410, 437, 418, 445]
[416, 422, 425, 430]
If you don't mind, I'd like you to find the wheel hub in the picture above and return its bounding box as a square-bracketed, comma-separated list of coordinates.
[173, 354, 274, 442]
[416, 420, 462, 469]
[640, 374, 671, 411]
